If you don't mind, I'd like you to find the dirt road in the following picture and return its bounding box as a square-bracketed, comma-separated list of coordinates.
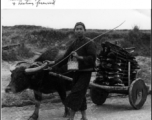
[2, 95, 151, 120]
[1, 60, 151, 120]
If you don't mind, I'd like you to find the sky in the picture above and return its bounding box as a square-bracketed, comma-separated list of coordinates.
[1, 9, 151, 30]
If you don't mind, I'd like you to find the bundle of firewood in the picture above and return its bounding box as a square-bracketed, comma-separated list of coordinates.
[96, 42, 140, 86]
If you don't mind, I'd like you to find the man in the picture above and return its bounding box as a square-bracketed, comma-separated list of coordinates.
[56, 22, 97, 120]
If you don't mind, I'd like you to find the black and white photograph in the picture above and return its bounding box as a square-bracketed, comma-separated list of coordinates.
[1, 1, 151, 120]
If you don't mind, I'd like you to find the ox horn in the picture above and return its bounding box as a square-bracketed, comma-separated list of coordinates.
[25, 61, 55, 73]
[10, 61, 31, 72]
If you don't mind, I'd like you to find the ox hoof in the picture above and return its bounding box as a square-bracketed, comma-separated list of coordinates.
[28, 114, 38, 120]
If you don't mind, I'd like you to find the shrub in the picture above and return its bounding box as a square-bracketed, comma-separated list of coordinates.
[2, 43, 34, 61]
[17, 43, 34, 59]
[126, 25, 150, 56]
[127, 25, 142, 45]
[2, 49, 18, 61]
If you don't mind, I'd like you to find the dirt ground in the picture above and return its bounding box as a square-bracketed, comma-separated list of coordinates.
[2, 95, 151, 120]
[1, 59, 151, 120]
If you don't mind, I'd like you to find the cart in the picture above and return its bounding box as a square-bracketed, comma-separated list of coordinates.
[49, 42, 148, 110]
[90, 42, 148, 109]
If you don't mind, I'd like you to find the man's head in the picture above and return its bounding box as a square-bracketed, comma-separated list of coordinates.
[74, 22, 86, 38]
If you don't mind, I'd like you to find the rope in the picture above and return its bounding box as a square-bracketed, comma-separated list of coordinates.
[50, 21, 125, 68]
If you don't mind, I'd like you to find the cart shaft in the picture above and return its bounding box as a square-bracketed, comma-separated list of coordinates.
[49, 72, 129, 91]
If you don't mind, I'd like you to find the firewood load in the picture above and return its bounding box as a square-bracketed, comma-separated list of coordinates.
[96, 42, 140, 86]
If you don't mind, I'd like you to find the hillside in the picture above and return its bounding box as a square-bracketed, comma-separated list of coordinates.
[2, 25, 151, 61]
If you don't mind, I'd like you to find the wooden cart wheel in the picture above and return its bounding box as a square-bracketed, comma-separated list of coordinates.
[129, 79, 148, 109]
[90, 87, 109, 105]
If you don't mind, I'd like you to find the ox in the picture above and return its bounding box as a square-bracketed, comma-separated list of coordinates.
[5, 47, 72, 120]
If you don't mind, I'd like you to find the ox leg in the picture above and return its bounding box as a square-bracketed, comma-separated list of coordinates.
[28, 91, 42, 120]
[57, 88, 70, 117]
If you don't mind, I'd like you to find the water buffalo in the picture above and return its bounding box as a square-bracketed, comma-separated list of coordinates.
[5, 47, 72, 120]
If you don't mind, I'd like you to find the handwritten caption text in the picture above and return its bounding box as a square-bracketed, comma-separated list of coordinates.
[10, 0, 56, 7]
